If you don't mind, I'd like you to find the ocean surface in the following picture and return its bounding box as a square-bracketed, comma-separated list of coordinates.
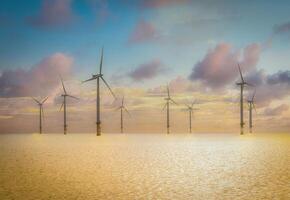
[0, 133, 289, 200]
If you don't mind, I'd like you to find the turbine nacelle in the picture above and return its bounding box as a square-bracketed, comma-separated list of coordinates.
[92, 74, 103, 78]
[187, 107, 198, 111]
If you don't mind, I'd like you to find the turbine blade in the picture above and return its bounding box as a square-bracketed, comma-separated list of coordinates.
[185, 103, 191, 109]
[191, 99, 196, 107]
[181, 108, 188, 112]
[252, 89, 256, 101]
[101, 77, 116, 99]
[122, 96, 124, 107]
[42, 96, 49, 104]
[170, 98, 178, 105]
[246, 82, 254, 87]
[82, 77, 97, 84]
[59, 75, 67, 94]
[31, 97, 40, 104]
[167, 84, 170, 98]
[115, 106, 122, 111]
[162, 103, 167, 111]
[253, 103, 257, 114]
[99, 47, 104, 74]
[124, 107, 131, 117]
[67, 95, 79, 100]
[238, 63, 245, 83]
[59, 102, 64, 111]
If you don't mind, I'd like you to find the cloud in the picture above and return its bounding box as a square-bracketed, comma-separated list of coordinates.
[147, 76, 203, 95]
[168, 76, 192, 93]
[128, 59, 165, 81]
[267, 70, 290, 85]
[189, 43, 261, 90]
[0, 53, 73, 97]
[244, 69, 266, 86]
[263, 104, 289, 116]
[244, 70, 290, 106]
[188, 42, 290, 106]
[86, 0, 111, 24]
[128, 19, 160, 44]
[140, 0, 189, 8]
[28, 0, 74, 28]
[273, 21, 290, 35]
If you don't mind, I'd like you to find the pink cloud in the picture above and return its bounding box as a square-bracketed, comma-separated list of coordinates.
[129, 59, 165, 81]
[128, 19, 159, 44]
[28, 0, 74, 28]
[147, 76, 202, 95]
[0, 53, 73, 97]
[189, 43, 261, 89]
[168, 76, 200, 93]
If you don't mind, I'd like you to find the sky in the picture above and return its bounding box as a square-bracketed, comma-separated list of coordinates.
[0, 0, 290, 134]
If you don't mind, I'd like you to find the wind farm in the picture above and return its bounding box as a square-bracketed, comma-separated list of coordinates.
[0, 1, 290, 200]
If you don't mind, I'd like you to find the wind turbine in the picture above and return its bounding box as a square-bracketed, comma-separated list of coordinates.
[248, 89, 256, 133]
[116, 96, 131, 133]
[163, 85, 178, 134]
[82, 47, 116, 136]
[32, 96, 48, 134]
[236, 63, 252, 135]
[184, 100, 198, 133]
[59, 76, 78, 135]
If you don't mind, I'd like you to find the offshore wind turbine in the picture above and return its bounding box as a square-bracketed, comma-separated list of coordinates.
[184, 100, 198, 133]
[116, 96, 131, 133]
[248, 89, 256, 133]
[32, 96, 48, 134]
[163, 85, 178, 134]
[82, 47, 116, 136]
[236, 63, 252, 135]
[59, 76, 78, 135]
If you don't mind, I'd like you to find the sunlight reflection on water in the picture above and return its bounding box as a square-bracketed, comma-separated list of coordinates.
[0, 133, 289, 199]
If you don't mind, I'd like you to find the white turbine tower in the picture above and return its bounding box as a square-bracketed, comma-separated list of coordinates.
[59, 76, 79, 135]
[116, 96, 131, 133]
[82, 47, 116, 136]
[248, 89, 257, 133]
[184, 100, 198, 133]
[163, 85, 178, 134]
[236, 63, 252, 135]
[32, 96, 48, 134]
